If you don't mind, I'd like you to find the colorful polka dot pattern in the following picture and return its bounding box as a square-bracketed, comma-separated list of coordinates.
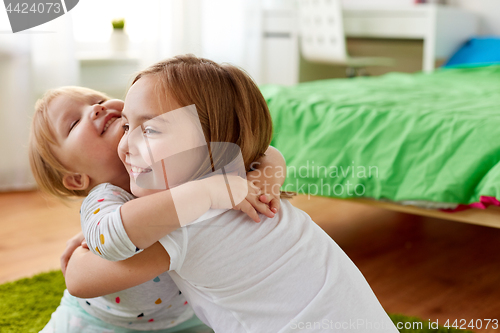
[84, 189, 186, 327]
[102, 291, 182, 326]
[94, 200, 104, 255]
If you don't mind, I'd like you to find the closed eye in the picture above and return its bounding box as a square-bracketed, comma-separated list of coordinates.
[69, 120, 79, 133]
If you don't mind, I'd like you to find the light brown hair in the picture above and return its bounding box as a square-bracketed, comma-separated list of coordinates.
[29, 86, 111, 198]
[132, 54, 273, 171]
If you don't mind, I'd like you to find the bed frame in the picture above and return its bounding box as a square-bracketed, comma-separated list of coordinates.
[347, 198, 500, 229]
[282, 192, 500, 228]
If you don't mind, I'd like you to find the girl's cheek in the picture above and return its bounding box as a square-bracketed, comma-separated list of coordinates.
[133, 142, 147, 165]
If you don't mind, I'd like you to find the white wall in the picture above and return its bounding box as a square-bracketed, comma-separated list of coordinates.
[450, 0, 500, 36]
[341, 0, 500, 36]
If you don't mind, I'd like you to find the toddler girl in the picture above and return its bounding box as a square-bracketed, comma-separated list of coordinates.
[29, 86, 286, 332]
[65, 55, 399, 333]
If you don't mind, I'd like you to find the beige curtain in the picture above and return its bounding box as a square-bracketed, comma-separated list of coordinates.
[0, 15, 78, 191]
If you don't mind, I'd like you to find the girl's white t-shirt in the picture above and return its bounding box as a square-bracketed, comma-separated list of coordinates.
[159, 200, 398, 333]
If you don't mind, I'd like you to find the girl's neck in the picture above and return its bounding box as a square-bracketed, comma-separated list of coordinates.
[90, 174, 131, 194]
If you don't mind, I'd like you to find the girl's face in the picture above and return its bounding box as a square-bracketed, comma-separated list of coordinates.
[119, 76, 207, 198]
[47, 94, 130, 191]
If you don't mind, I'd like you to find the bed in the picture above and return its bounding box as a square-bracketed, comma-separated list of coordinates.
[262, 65, 500, 228]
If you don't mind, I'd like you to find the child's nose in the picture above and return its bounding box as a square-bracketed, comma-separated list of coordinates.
[118, 134, 129, 155]
[91, 104, 107, 120]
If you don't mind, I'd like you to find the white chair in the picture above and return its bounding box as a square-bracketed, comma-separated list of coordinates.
[298, 0, 394, 76]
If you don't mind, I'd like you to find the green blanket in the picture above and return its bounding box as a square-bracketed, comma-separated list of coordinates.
[262, 66, 500, 205]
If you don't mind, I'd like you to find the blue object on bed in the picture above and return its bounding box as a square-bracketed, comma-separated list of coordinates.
[444, 37, 500, 68]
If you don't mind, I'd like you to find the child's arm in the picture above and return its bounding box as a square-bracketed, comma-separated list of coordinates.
[66, 242, 169, 298]
[111, 146, 285, 250]
[85, 146, 286, 259]
[60, 231, 84, 276]
[96, 175, 247, 253]
[81, 186, 142, 262]
[237, 146, 287, 222]
[67, 147, 287, 297]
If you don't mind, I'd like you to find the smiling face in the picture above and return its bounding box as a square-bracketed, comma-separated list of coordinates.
[118, 75, 208, 198]
[46, 93, 130, 192]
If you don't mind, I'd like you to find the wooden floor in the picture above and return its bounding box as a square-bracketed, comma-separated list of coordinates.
[1, 191, 499, 332]
[0, 191, 82, 284]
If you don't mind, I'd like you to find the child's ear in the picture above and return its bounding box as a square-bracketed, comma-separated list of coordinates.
[62, 173, 90, 191]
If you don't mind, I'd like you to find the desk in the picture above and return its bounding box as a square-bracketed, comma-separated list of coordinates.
[343, 5, 477, 72]
[261, 4, 477, 85]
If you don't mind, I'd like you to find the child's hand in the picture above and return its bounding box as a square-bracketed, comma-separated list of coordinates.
[234, 180, 277, 222]
[202, 172, 281, 223]
[247, 169, 282, 213]
[229, 180, 268, 223]
[60, 232, 85, 276]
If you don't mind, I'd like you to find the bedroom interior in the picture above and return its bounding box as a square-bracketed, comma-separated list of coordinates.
[1, 0, 500, 332]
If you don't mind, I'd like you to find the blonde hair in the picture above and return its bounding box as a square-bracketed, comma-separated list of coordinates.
[29, 86, 111, 198]
[132, 54, 273, 171]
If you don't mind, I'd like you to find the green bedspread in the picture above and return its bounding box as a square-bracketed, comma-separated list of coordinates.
[261, 66, 500, 205]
